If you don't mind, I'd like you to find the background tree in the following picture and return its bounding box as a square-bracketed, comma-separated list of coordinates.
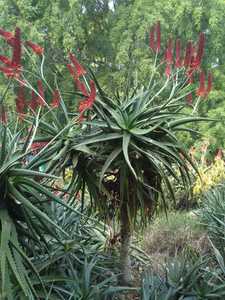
[0, 0, 224, 150]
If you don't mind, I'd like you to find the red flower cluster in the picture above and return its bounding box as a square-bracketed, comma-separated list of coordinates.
[37, 80, 46, 107]
[67, 53, 96, 121]
[163, 33, 205, 72]
[16, 83, 26, 119]
[51, 89, 61, 108]
[29, 85, 60, 110]
[196, 71, 212, 97]
[29, 90, 38, 111]
[195, 33, 205, 68]
[12, 27, 21, 68]
[0, 27, 22, 79]
[149, 21, 161, 52]
[149, 22, 213, 102]
[75, 78, 89, 97]
[25, 41, 44, 56]
[164, 38, 173, 77]
[0, 28, 15, 46]
[67, 53, 86, 79]
[0, 55, 13, 67]
[0, 27, 44, 80]
[78, 80, 96, 114]
[27, 80, 48, 111]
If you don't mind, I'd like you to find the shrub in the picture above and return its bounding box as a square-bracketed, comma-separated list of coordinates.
[190, 141, 225, 198]
[200, 185, 225, 255]
[140, 250, 225, 300]
[193, 158, 225, 197]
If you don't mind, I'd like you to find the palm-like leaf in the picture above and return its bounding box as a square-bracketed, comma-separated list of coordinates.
[0, 125, 74, 298]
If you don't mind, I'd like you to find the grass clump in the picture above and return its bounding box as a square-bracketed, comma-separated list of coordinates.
[142, 212, 209, 270]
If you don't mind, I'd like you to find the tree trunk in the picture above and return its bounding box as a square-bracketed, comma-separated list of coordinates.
[120, 203, 132, 285]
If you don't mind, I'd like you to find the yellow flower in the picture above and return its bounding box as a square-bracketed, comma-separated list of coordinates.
[64, 168, 73, 181]
[193, 158, 225, 197]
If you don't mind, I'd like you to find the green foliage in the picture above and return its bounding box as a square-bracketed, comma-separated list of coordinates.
[0, 125, 67, 298]
[55, 71, 203, 227]
[141, 250, 225, 300]
[200, 185, 225, 255]
[193, 157, 225, 197]
[0, 124, 131, 298]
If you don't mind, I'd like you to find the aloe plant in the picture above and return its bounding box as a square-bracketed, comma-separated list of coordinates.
[140, 247, 225, 300]
[0, 22, 213, 290]
[200, 185, 225, 255]
[0, 124, 76, 298]
[63, 27, 213, 283]
[0, 123, 129, 298]
[31, 26, 213, 284]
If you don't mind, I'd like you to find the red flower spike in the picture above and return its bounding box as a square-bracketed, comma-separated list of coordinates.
[0, 66, 20, 78]
[206, 72, 212, 95]
[196, 71, 206, 97]
[7, 39, 15, 47]
[16, 83, 26, 117]
[0, 28, 23, 79]
[0, 28, 13, 40]
[190, 48, 198, 70]
[165, 64, 171, 78]
[75, 78, 89, 97]
[78, 113, 85, 122]
[190, 45, 203, 71]
[67, 63, 76, 78]
[26, 41, 44, 56]
[51, 89, 60, 108]
[186, 93, 193, 105]
[186, 69, 194, 84]
[0, 28, 14, 45]
[175, 39, 182, 68]
[69, 53, 86, 78]
[165, 38, 173, 65]
[184, 41, 192, 68]
[149, 26, 155, 52]
[78, 100, 90, 113]
[37, 80, 46, 106]
[156, 21, 161, 52]
[12, 27, 22, 69]
[0, 55, 12, 67]
[188, 74, 193, 84]
[78, 80, 96, 114]
[195, 32, 205, 67]
[29, 90, 38, 110]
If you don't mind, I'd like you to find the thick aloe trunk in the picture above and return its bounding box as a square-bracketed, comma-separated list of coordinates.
[120, 203, 132, 285]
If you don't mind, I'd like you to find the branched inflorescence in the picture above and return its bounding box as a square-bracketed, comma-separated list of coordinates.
[149, 22, 212, 104]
